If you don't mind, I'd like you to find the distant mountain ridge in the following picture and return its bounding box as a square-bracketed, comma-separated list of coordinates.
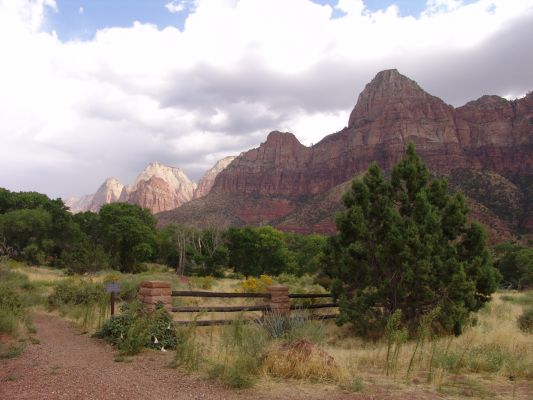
[66, 160, 235, 214]
[157, 69, 533, 241]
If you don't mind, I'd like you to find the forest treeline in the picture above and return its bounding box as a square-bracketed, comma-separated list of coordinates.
[0, 186, 530, 290]
[0, 188, 325, 278]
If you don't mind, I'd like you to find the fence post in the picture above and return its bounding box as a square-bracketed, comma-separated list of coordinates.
[139, 281, 172, 312]
[266, 285, 290, 316]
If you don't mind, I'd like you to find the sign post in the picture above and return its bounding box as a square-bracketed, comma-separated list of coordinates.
[106, 283, 120, 316]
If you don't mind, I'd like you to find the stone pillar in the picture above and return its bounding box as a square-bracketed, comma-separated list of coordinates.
[139, 281, 172, 312]
[266, 284, 290, 315]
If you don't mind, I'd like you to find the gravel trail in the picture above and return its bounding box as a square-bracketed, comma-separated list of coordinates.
[0, 313, 443, 400]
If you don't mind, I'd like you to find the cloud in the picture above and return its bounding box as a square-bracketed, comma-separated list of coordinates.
[79, 6, 83, 15]
[0, 0, 532, 199]
[165, 1, 186, 13]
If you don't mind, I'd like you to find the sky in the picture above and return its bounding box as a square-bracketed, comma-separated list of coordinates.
[0, 0, 532, 200]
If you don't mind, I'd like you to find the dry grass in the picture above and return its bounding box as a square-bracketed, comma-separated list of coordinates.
[321, 291, 533, 398]
[10, 264, 65, 283]
[262, 339, 341, 383]
[9, 263, 532, 397]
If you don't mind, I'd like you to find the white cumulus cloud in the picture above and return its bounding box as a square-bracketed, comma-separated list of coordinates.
[0, 0, 532, 199]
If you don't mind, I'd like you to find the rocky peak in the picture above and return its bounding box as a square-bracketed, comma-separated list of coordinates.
[122, 162, 197, 213]
[88, 177, 124, 212]
[134, 161, 195, 191]
[194, 156, 236, 199]
[65, 194, 93, 214]
[254, 131, 308, 166]
[348, 69, 434, 128]
[264, 131, 301, 145]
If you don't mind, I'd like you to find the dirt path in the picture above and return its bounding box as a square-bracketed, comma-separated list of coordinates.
[0, 313, 354, 400]
[0, 313, 442, 400]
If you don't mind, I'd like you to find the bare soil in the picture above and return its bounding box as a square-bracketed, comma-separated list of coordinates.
[0, 313, 527, 399]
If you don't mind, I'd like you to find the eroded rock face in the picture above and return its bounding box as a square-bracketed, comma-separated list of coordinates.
[122, 162, 196, 213]
[67, 162, 197, 214]
[168, 70, 532, 238]
[194, 156, 236, 199]
[65, 194, 94, 214]
[87, 177, 124, 212]
[213, 70, 532, 198]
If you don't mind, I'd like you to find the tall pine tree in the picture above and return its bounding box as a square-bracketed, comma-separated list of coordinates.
[325, 144, 499, 337]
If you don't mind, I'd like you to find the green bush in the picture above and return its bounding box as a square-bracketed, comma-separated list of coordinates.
[95, 301, 177, 355]
[518, 307, 533, 333]
[118, 278, 142, 302]
[0, 266, 41, 337]
[48, 279, 106, 308]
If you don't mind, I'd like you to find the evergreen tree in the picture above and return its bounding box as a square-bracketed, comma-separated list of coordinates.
[325, 144, 499, 337]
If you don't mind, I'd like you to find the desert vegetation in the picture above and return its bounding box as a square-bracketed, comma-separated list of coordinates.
[1, 146, 532, 398]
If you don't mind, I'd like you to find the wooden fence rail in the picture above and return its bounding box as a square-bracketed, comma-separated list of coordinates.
[172, 305, 271, 313]
[139, 281, 338, 326]
[171, 290, 270, 298]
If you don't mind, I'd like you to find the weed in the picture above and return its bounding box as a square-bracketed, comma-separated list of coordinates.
[339, 374, 364, 392]
[262, 339, 340, 383]
[208, 320, 268, 388]
[384, 309, 407, 377]
[406, 307, 440, 379]
[170, 322, 204, 371]
[517, 307, 533, 333]
[48, 279, 108, 330]
[0, 344, 24, 359]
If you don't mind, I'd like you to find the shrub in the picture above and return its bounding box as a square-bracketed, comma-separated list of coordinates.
[48, 279, 107, 308]
[118, 278, 142, 302]
[95, 301, 177, 355]
[262, 339, 340, 383]
[189, 276, 215, 290]
[238, 274, 273, 293]
[21, 243, 45, 265]
[518, 307, 533, 333]
[0, 266, 40, 337]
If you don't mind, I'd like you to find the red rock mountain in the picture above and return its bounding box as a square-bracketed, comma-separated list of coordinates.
[120, 162, 196, 213]
[157, 69, 533, 240]
[194, 156, 237, 199]
[67, 162, 196, 214]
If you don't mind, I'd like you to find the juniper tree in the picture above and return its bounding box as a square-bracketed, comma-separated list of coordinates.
[325, 144, 499, 337]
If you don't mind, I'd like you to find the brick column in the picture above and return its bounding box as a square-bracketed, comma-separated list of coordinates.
[266, 284, 290, 315]
[139, 281, 172, 312]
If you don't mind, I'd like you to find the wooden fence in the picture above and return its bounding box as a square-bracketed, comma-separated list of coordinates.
[139, 281, 338, 326]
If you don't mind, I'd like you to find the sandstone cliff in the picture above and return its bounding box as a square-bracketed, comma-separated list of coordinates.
[194, 156, 236, 199]
[159, 69, 533, 240]
[67, 162, 196, 214]
[120, 162, 196, 213]
[65, 194, 94, 214]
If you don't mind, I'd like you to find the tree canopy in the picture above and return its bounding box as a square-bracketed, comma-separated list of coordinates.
[494, 242, 533, 290]
[325, 144, 500, 337]
[99, 203, 157, 272]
